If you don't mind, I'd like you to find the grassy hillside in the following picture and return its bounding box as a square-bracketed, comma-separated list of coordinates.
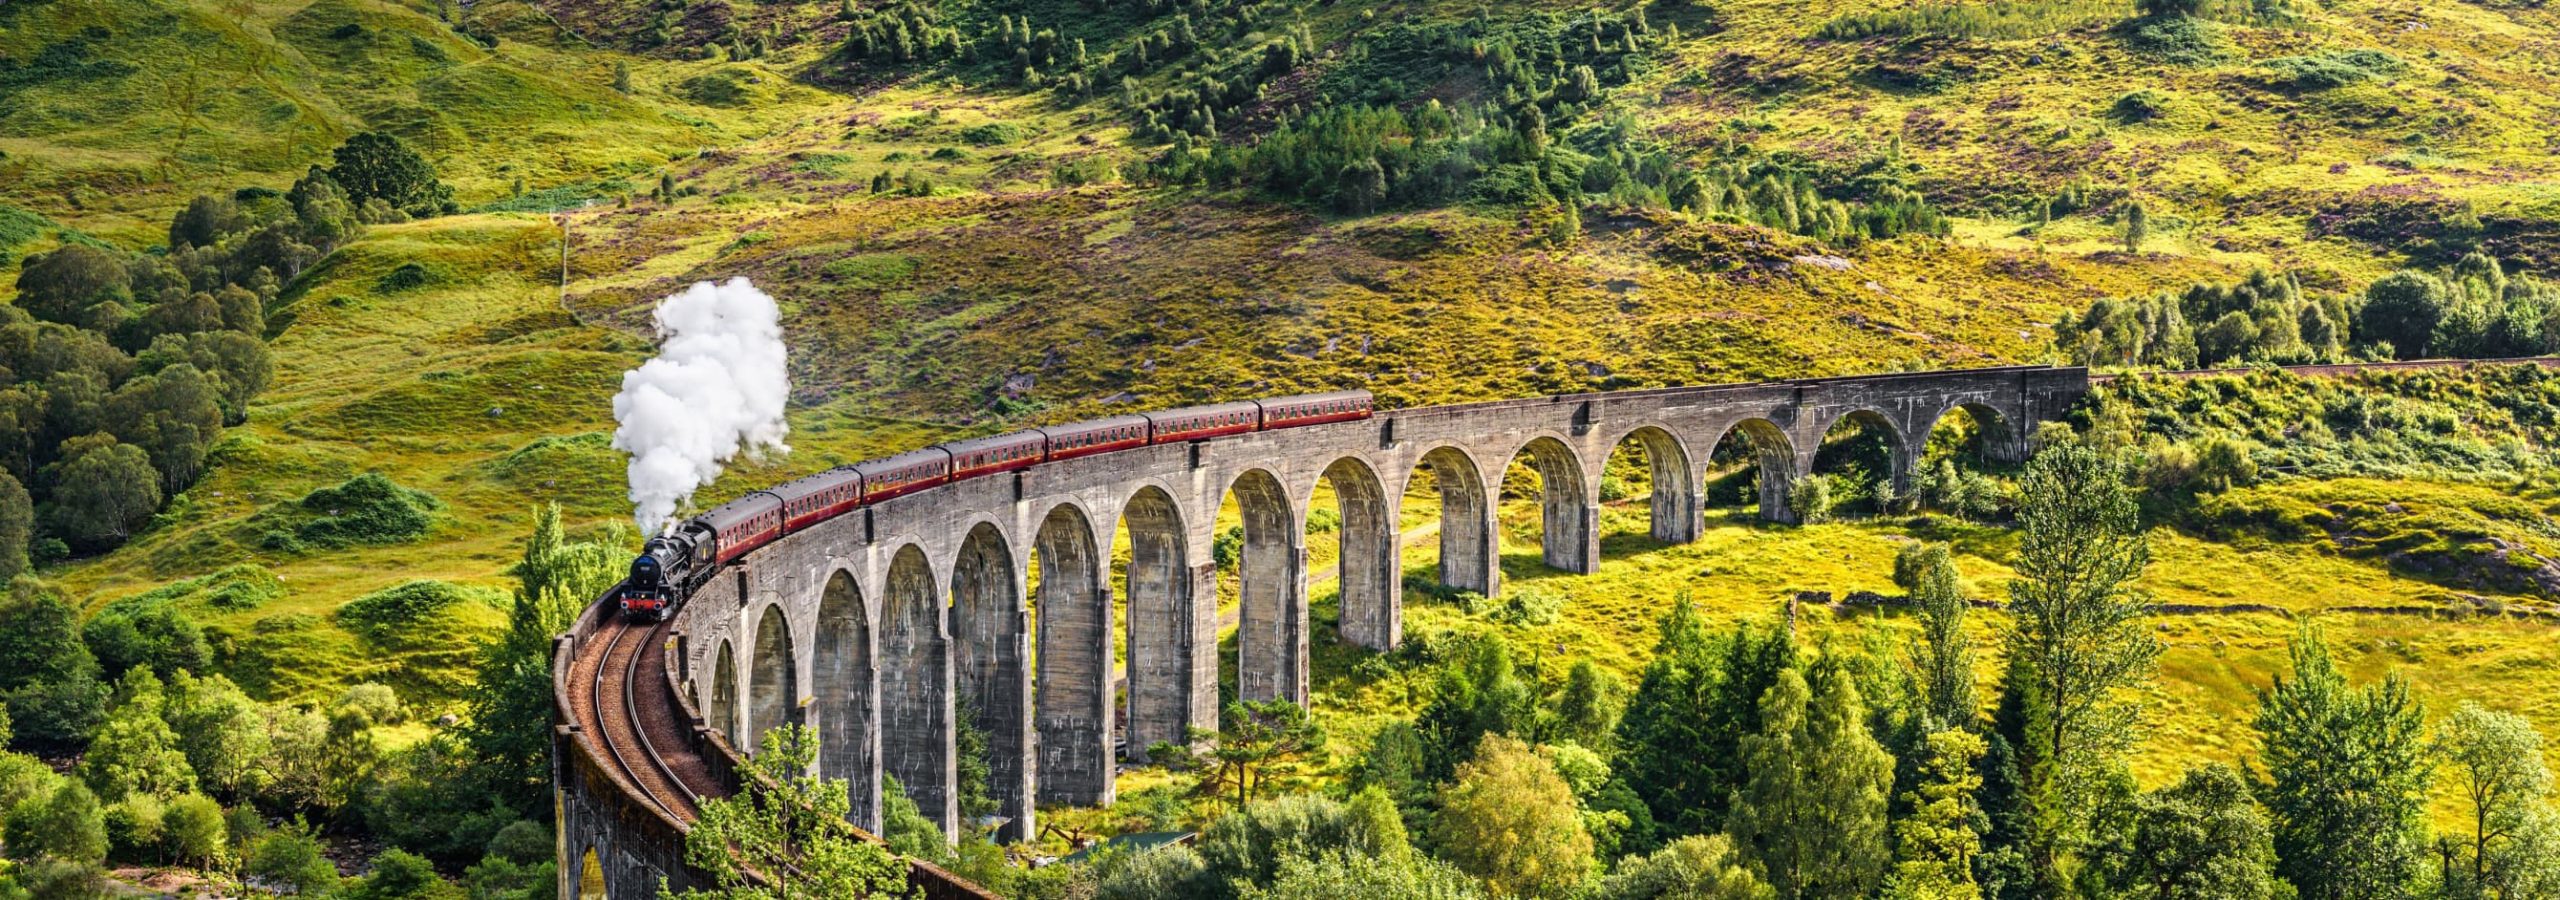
[7, 0, 2560, 864]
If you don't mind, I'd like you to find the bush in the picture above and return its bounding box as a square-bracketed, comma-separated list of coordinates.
[2121, 15, 2228, 65]
[337, 683, 406, 726]
[1787, 475, 1835, 524]
[295, 473, 438, 548]
[337, 581, 475, 643]
[2260, 50, 2404, 91]
[957, 123, 1023, 145]
[2110, 89, 2175, 123]
[248, 819, 337, 894]
[162, 794, 226, 869]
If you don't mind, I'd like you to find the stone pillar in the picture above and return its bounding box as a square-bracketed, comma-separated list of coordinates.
[1236, 523, 1307, 705]
[882, 552, 956, 841]
[1034, 514, 1113, 808]
[1124, 491, 1211, 761]
[1759, 461, 1798, 525]
[1653, 487, 1704, 544]
[1339, 505, 1403, 652]
[812, 572, 879, 832]
[1542, 496, 1601, 575]
[952, 528, 1032, 843]
[1434, 458, 1499, 599]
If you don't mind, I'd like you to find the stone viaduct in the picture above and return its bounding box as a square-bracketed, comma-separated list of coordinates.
[556, 364, 2089, 895]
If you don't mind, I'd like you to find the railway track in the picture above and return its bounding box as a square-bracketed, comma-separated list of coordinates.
[577, 614, 722, 824]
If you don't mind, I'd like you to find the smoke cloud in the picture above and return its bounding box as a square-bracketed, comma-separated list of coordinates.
[612, 277, 792, 534]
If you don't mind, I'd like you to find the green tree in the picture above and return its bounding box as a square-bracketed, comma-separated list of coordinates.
[163, 671, 272, 799]
[1179, 699, 1326, 809]
[1725, 668, 1893, 900]
[2000, 430, 2156, 883]
[1597, 834, 1773, 900]
[5, 780, 106, 866]
[1554, 660, 1624, 752]
[1415, 638, 1535, 783]
[1617, 602, 1796, 840]
[160, 793, 226, 870]
[78, 668, 195, 803]
[2435, 702, 2560, 899]
[1887, 729, 1986, 900]
[346, 848, 458, 900]
[0, 472, 28, 583]
[247, 819, 338, 895]
[11, 245, 132, 328]
[1433, 734, 1593, 898]
[1902, 544, 1976, 730]
[2121, 202, 2149, 253]
[669, 724, 910, 900]
[43, 434, 162, 549]
[463, 504, 624, 812]
[326, 133, 455, 217]
[1194, 792, 1405, 898]
[2135, 0, 2207, 16]
[2256, 624, 2431, 900]
[2359, 270, 2447, 359]
[1241, 847, 1488, 900]
[0, 587, 106, 748]
[2095, 763, 2276, 900]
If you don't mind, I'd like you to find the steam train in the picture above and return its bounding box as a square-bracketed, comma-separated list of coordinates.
[616, 390, 1373, 621]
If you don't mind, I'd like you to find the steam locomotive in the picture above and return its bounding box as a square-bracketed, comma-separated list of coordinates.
[615, 390, 1373, 622]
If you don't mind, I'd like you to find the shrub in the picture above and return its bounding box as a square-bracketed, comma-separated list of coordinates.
[1787, 475, 1836, 524]
[248, 820, 338, 894]
[2111, 89, 2175, 123]
[958, 123, 1023, 145]
[337, 580, 475, 643]
[295, 473, 438, 548]
[2260, 50, 2404, 91]
[2121, 15, 2229, 65]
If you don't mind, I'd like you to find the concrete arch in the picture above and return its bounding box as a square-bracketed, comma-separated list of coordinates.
[1032, 501, 1112, 806]
[1710, 418, 1800, 524]
[1226, 468, 1305, 704]
[1810, 407, 1911, 498]
[950, 522, 1031, 841]
[707, 639, 738, 746]
[1605, 424, 1701, 545]
[882, 544, 955, 840]
[1321, 456, 1401, 651]
[1409, 445, 1498, 598]
[1122, 484, 1209, 761]
[578, 845, 607, 899]
[746, 604, 797, 755]
[812, 568, 878, 831]
[1504, 434, 1599, 574]
[1925, 400, 2026, 465]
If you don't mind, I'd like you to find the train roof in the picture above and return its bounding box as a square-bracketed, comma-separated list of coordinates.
[1260, 389, 1373, 407]
[940, 430, 1048, 455]
[1037, 414, 1150, 436]
[767, 467, 863, 502]
[851, 446, 952, 476]
[1143, 400, 1262, 422]
[697, 490, 781, 531]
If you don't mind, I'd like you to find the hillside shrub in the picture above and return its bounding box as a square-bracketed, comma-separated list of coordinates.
[294, 473, 439, 548]
[337, 580, 475, 642]
[2120, 15, 2229, 65]
[2110, 89, 2175, 123]
[2260, 50, 2404, 91]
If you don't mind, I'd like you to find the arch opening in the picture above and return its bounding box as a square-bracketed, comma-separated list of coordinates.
[882, 544, 954, 840]
[1703, 419, 1797, 524]
[1808, 410, 1905, 520]
[1913, 403, 2021, 520]
[707, 639, 738, 746]
[1221, 469, 1303, 704]
[1404, 446, 1496, 598]
[1499, 436, 1596, 575]
[1598, 426, 1699, 547]
[1320, 457, 1399, 652]
[1121, 486, 1204, 761]
[951, 522, 1029, 839]
[1032, 503, 1113, 806]
[578, 846, 607, 899]
[746, 604, 797, 754]
[813, 569, 877, 830]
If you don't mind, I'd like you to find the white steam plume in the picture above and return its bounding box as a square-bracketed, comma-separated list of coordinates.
[612, 277, 792, 534]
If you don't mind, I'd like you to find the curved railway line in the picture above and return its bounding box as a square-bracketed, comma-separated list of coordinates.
[572, 614, 719, 826]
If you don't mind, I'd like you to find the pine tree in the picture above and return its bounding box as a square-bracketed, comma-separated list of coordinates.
[2256, 623, 2431, 900]
[612, 60, 632, 94]
[2001, 429, 2156, 884]
[1725, 667, 1893, 900]
[1903, 544, 1976, 730]
[2122, 201, 2149, 254]
[1886, 729, 1986, 900]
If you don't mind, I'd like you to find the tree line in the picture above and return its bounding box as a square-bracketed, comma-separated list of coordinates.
[2054, 254, 2560, 369]
[0, 132, 453, 572]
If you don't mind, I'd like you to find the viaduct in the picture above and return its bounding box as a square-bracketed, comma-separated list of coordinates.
[553, 364, 2092, 897]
